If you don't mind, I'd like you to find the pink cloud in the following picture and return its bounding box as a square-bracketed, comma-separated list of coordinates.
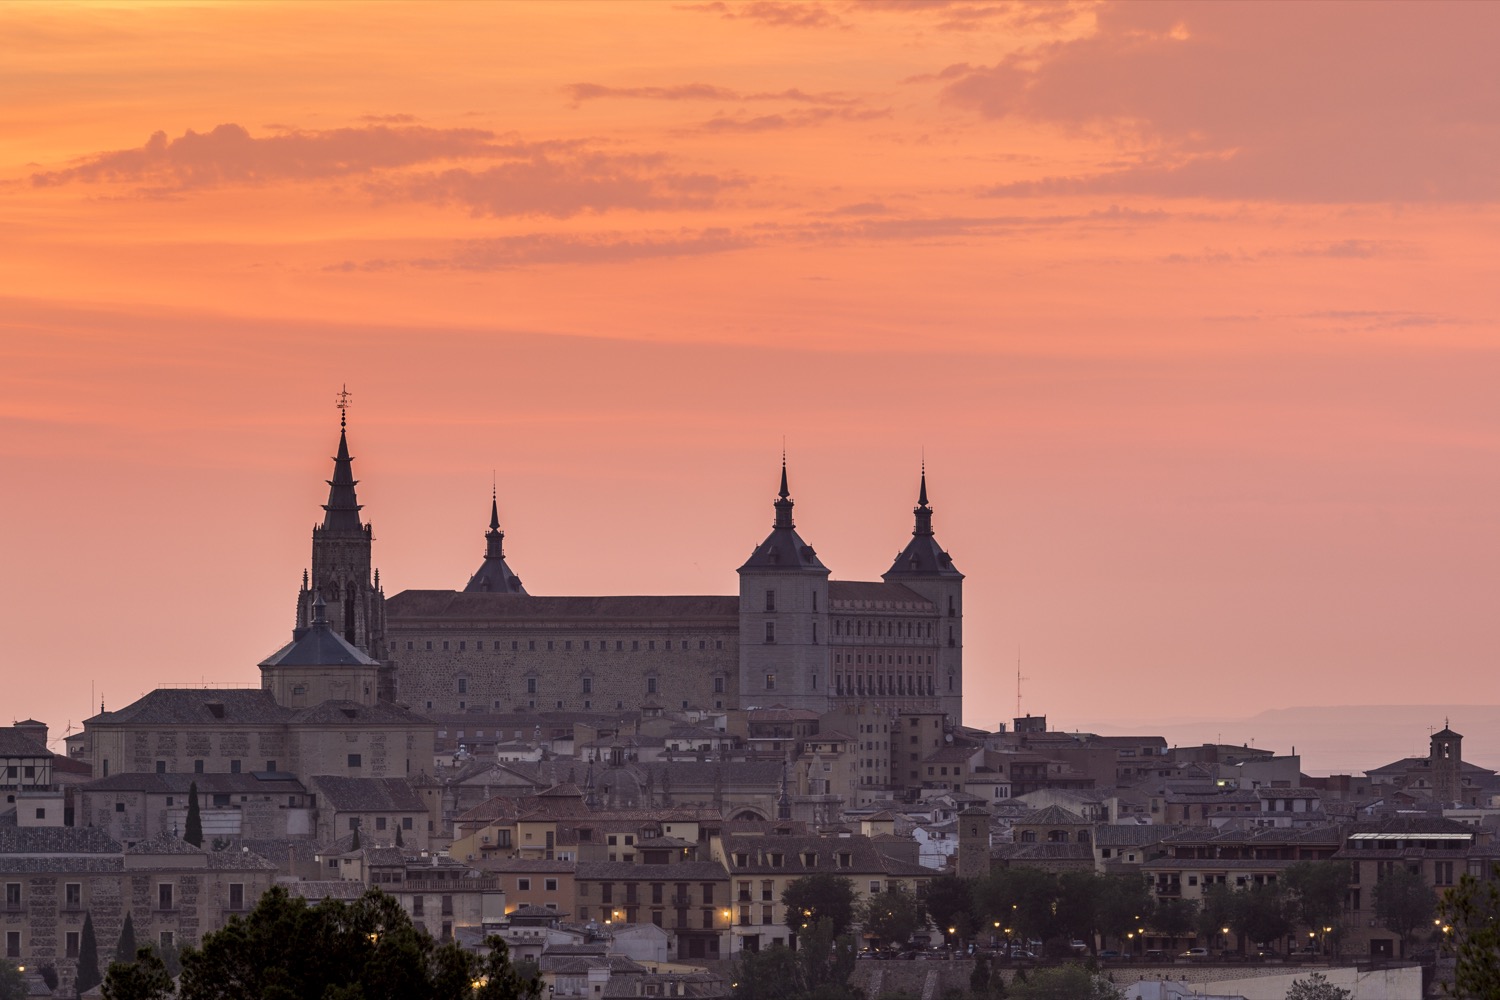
[369, 154, 747, 218]
[942, 2, 1500, 202]
[679, 1, 845, 29]
[564, 82, 859, 106]
[329, 227, 751, 271]
[31, 123, 507, 191]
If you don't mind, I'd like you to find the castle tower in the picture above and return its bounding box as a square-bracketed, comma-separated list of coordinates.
[1430, 724, 1463, 806]
[297, 390, 386, 662]
[882, 466, 964, 719]
[463, 487, 527, 593]
[737, 458, 831, 712]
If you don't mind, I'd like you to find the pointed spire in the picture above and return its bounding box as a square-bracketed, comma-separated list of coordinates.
[321, 386, 364, 534]
[777, 760, 792, 820]
[912, 462, 934, 537]
[773, 452, 795, 530]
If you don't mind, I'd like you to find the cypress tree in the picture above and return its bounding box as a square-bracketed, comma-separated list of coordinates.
[76, 911, 102, 994]
[351, 825, 361, 850]
[185, 780, 203, 847]
[395, 825, 404, 847]
[114, 911, 137, 964]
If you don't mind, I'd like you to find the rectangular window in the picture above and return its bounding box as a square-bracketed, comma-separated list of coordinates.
[156, 760, 166, 774]
[545, 878, 558, 891]
[647, 677, 658, 694]
[230, 759, 241, 774]
[765, 673, 775, 690]
[583, 677, 593, 694]
[765, 622, 775, 643]
[159, 883, 174, 910]
[518, 878, 531, 891]
[348, 754, 362, 768]
[765, 590, 775, 612]
[66, 931, 80, 958]
[413, 896, 424, 916]
[194, 759, 204, 773]
[458, 678, 468, 694]
[3, 885, 18, 907]
[65, 883, 81, 909]
[403, 816, 413, 830]
[229, 883, 244, 910]
[714, 676, 725, 694]
[375, 817, 387, 831]
[527, 678, 537, 694]
[5, 932, 17, 959]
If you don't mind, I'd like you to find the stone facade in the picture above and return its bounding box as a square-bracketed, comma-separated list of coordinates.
[291, 419, 966, 727]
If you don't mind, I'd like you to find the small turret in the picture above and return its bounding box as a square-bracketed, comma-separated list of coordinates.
[463, 485, 527, 594]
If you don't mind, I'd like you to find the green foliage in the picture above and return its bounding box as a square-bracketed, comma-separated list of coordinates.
[352, 824, 362, 850]
[176, 885, 540, 1000]
[1439, 865, 1500, 998]
[1008, 964, 1121, 1000]
[184, 781, 203, 848]
[974, 868, 1058, 943]
[0, 960, 27, 1000]
[396, 825, 405, 847]
[1284, 971, 1352, 1000]
[730, 919, 860, 1000]
[781, 874, 858, 939]
[104, 945, 175, 1000]
[38, 964, 59, 992]
[1372, 866, 1437, 956]
[115, 911, 139, 964]
[860, 884, 924, 950]
[1151, 897, 1198, 941]
[1054, 871, 1105, 947]
[970, 953, 991, 995]
[1238, 883, 1292, 946]
[924, 875, 978, 945]
[77, 911, 104, 994]
[1096, 876, 1154, 946]
[1284, 862, 1351, 936]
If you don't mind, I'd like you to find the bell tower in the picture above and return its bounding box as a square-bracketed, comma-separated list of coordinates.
[296, 387, 386, 663]
[1430, 723, 1463, 806]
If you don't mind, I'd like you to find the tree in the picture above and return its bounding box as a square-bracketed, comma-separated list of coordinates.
[77, 911, 104, 995]
[969, 953, 992, 996]
[0, 961, 26, 1000]
[176, 885, 540, 1000]
[184, 780, 203, 848]
[1096, 876, 1154, 948]
[396, 825, 404, 847]
[351, 824, 362, 851]
[1197, 884, 1236, 950]
[1152, 898, 1199, 945]
[115, 911, 139, 964]
[104, 946, 175, 1000]
[781, 874, 857, 940]
[1284, 862, 1350, 940]
[860, 884, 924, 950]
[1237, 883, 1292, 949]
[1439, 864, 1500, 998]
[1372, 866, 1437, 957]
[1008, 965, 1122, 1000]
[923, 875, 977, 946]
[1054, 872, 1106, 949]
[1284, 971, 1352, 1000]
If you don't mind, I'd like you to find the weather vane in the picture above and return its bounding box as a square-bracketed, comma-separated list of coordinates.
[335, 384, 352, 428]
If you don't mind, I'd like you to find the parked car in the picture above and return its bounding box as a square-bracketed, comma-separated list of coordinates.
[1180, 947, 1210, 960]
[1098, 950, 1127, 961]
[1144, 949, 1168, 961]
[1069, 940, 1089, 954]
[1009, 948, 1039, 961]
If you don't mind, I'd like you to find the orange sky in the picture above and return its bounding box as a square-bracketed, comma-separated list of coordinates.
[3, 1, 1499, 772]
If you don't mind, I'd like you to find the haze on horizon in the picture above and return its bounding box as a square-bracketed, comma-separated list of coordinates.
[2, 1, 1498, 773]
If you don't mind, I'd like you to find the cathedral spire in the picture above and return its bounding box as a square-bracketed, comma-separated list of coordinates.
[322, 385, 364, 534]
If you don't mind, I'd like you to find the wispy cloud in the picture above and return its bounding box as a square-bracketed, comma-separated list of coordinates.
[564, 82, 859, 106]
[678, 1, 846, 29]
[369, 155, 747, 218]
[328, 228, 751, 271]
[690, 106, 891, 133]
[31, 123, 506, 192]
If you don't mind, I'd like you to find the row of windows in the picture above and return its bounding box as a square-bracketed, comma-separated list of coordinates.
[837, 674, 938, 697]
[833, 620, 933, 640]
[457, 675, 729, 696]
[835, 652, 934, 667]
[409, 638, 727, 653]
[156, 759, 275, 774]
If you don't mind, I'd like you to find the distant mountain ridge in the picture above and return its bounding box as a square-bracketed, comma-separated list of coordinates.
[1069, 704, 1500, 777]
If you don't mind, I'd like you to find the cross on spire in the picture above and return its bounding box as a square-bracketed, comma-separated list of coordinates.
[335, 384, 352, 429]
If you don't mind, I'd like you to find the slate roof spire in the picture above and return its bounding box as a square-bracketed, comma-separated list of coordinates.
[464, 482, 528, 594]
[883, 462, 962, 579]
[738, 453, 828, 573]
[322, 386, 364, 534]
[774, 451, 795, 530]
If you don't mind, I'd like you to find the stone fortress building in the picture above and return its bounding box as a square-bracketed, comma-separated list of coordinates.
[294, 408, 966, 725]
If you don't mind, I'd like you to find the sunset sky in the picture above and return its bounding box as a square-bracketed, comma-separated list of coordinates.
[4, 1, 1498, 773]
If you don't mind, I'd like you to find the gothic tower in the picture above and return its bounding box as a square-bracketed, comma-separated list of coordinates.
[737, 458, 831, 712]
[1430, 724, 1463, 806]
[955, 805, 990, 879]
[882, 466, 964, 719]
[297, 393, 386, 666]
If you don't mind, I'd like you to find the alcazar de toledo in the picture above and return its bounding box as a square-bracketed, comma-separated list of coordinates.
[297, 410, 966, 728]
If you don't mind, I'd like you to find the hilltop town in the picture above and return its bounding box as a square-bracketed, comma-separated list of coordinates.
[3, 416, 1492, 999]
